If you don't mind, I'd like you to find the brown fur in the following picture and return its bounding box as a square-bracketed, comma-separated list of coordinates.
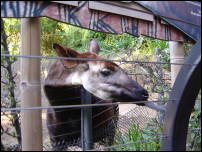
[44, 51, 119, 150]
[45, 43, 148, 150]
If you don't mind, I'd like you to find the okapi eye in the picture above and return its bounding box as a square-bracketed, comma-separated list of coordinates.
[100, 68, 111, 77]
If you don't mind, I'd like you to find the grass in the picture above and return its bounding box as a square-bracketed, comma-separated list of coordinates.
[111, 123, 160, 151]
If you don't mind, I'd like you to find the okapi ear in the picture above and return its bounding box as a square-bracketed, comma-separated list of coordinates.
[88, 39, 100, 54]
[53, 43, 79, 57]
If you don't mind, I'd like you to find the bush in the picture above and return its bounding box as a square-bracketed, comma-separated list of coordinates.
[112, 120, 161, 151]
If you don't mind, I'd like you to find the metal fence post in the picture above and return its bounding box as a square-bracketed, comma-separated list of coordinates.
[81, 86, 93, 150]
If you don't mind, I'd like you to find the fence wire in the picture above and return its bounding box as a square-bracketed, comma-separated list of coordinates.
[1, 2, 201, 148]
[1, 54, 197, 66]
[1, 106, 201, 151]
[1, 48, 201, 151]
[1, 100, 169, 112]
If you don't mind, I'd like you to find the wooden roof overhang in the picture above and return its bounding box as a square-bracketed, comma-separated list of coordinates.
[1, 1, 201, 43]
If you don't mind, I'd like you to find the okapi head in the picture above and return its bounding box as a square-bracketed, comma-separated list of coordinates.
[45, 39, 149, 103]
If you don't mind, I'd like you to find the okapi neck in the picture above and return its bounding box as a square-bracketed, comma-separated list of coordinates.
[44, 85, 82, 106]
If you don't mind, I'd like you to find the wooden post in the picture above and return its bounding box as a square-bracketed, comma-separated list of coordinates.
[169, 41, 185, 86]
[20, 18, 42, 151]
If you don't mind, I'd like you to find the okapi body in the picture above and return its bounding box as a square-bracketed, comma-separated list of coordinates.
[44, 39, 149, 150]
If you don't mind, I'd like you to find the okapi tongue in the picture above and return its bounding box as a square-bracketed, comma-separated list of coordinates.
[144, 102, 165, 112]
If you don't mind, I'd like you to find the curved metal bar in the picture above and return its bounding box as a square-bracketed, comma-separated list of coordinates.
[161, 37, 201, 151]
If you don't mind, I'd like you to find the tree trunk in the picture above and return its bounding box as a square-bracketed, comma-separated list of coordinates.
[1, 18, 22, 145]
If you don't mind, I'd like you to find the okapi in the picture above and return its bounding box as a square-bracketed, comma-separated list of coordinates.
[44, 39, 149, 150]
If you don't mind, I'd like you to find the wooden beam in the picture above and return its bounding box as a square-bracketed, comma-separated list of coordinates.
[51, 1, 79, 6]
[89, 1, 154, 21]
[161, 19, 169, 25]
[20, 18, 42, 151]
[169, 41, 185, 86]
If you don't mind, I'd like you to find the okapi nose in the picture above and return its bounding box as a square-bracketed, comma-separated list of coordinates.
[135, 88, 149, 99]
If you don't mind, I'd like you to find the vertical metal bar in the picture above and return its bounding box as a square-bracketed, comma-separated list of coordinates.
[81, 86, 93, 150]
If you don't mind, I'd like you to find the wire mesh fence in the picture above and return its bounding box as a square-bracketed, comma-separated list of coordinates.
[1, 106, 160, 151]
[1, 103, 200, 151]
[1, 50, 201, 151]
[1, 1, 201, 149]
[1, 16, 201, 149]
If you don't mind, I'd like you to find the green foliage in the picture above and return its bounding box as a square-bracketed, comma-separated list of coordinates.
[41, 17, 63, 56]
[2, 18, 20, 55]
[40, 17, 169, 57]
[1, 18, 22, 147]
[184, 43, 194, 56]
[2, 17, 179, 66]
[137, 37, 168, 54]
[112, 121, 161, 151]
[3, 17, 194, 60]
[187, 97, 201, 151]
